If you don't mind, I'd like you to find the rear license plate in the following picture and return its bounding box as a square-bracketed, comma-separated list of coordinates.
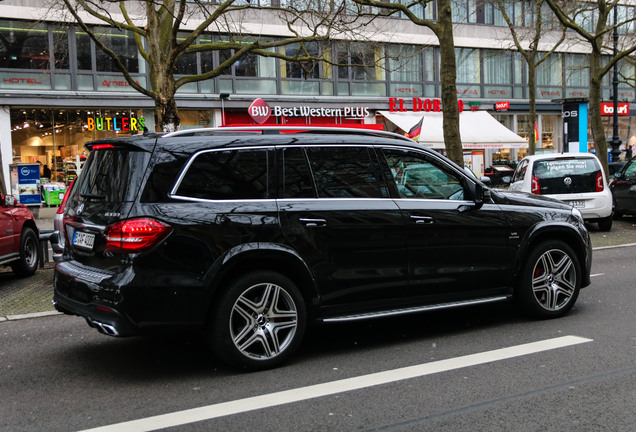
[73, 231, 95, 250]
[567, 200, 585, 208]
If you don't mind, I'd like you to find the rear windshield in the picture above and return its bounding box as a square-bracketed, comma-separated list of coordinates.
[532, 158, 601, 194]
[72, 147, 148, 203]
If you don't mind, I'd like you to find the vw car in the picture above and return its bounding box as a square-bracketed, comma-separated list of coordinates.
[53, 127, 592, 370]
[0, 192, 39, 277]
[509, 153, 613, 231]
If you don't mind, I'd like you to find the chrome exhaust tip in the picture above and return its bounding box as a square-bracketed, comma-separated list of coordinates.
[86, 317, 120, 337]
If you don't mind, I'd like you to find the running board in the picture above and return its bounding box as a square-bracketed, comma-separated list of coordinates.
[321, 296, 511, 323]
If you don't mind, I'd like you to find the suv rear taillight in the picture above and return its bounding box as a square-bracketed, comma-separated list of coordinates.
[104, 218, 172, 254]
[595, 172, 604, 191]
[57, 179, 75, 215]
[531, 175, 540, 194]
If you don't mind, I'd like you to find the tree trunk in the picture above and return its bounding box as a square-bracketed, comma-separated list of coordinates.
[589, 51, 609, 176]
[156, 97, 180, 133]
[436, 0, 463, 167]
[528, 60, 537, 156]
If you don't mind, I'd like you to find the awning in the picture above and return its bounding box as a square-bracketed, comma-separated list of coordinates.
[378, 111, 528, 149]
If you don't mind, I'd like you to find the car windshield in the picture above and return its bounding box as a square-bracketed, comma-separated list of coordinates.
[532, 158, 601, 194]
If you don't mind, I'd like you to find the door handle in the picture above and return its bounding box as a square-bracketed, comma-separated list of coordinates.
[410, 215, 434, 224]
[299, 218, 327, 227]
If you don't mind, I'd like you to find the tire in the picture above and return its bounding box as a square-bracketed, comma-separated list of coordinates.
[597, 215, 613, 231]
[11, 227, 39, 277]
[209, 271, 306, 370]
[515, 240, 581, 319]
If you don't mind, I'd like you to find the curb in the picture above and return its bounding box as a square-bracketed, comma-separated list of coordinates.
[1, 310, 62, 322]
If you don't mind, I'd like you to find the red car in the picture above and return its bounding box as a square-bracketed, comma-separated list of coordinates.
[0, 192, 39, 277]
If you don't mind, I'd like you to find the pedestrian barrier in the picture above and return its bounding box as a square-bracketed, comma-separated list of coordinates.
[39, 229, 55, 268]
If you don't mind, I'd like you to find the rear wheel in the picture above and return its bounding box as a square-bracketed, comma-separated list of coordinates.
[515, 240, 581, 319]
[209, 271, 306, 370]
[11, 227, 39, 277]
[597, 215, 613, 231]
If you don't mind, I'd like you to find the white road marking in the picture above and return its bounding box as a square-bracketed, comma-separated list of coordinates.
[594, 242, 636, 250]
[590, 273, 604, 277]
[78, 335, 592, 432]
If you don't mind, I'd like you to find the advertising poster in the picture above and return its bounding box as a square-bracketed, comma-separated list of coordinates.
[11, 164, 42, 205]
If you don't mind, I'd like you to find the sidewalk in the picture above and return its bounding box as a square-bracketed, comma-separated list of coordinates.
[1, 205, 57, 321]
[2, 208, 636, 321]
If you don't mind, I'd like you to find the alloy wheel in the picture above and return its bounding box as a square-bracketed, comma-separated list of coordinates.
[531, 248, 577, 311]
[229, 282, 298, 360]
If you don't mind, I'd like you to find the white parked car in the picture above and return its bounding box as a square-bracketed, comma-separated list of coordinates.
[509, 153, 613, 231]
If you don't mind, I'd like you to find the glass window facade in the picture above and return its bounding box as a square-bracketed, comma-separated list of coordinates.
[0, 18, 632, 101]
[0, 20, 50, 70]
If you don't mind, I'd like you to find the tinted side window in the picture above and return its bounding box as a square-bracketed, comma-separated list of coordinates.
[305, 147, 387, 198]
[624, 161, 636, 178]
[175, 149, 269, 200]
[281, 147, 315, 198]
[512, 159, 528, 183]
[383, 149, 466, 200]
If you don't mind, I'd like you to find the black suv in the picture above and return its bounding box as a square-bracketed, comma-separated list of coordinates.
[53, 127, 592, 370]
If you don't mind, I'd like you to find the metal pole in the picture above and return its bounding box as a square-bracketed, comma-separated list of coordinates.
[611, 6, 622, 162]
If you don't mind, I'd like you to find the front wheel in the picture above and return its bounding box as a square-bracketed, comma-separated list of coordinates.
[11, 227, 39, 277]
[209, 271, 306, 370]
[515, 240, 581, 319]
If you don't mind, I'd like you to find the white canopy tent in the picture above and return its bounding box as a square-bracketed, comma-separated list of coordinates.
[378, 110, 528, 149]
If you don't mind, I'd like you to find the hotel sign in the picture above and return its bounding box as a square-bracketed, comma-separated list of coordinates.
[248, 98, 371, 124]
[389, 97, 465, 112]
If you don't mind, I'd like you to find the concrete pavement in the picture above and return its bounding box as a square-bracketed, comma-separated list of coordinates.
[2, 207, 636, 321]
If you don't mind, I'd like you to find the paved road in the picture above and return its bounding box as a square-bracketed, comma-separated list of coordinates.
[1, 242, 635, 431]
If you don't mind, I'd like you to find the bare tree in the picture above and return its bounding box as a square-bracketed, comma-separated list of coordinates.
[545, 0, 636, 175]
[493, 0, 566, 156]
[350, 0, 463, 166]
[56, 0, 348, 132]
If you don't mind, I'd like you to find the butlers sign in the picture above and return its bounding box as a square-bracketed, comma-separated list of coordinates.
[248, 98, 370, 124]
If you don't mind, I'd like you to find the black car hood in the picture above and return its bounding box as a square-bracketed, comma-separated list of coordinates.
[492, 190, 572, 211]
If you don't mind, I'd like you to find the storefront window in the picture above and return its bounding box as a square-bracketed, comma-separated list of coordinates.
[537, 52, 562, 87]
[456, 48, 480, 84]
[337, 42, 385, 81]
[52, 26, 70, 70]
[10, 108, 146, 184]
[175, 33, 198, 75]
[0, 20, 49, 70]
[76, 30, 93, 71]
[388, 45, 422, 82]
[564, 54, 589, 87]
[283, 42, 322, 79]
[94, 27, 140, 73]
[483, 50, 511, 84]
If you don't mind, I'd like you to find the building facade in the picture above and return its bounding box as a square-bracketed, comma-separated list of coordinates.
[2, 1, 636, 193]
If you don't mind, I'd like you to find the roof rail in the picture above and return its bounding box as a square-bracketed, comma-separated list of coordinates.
[162, 126, 413, 142]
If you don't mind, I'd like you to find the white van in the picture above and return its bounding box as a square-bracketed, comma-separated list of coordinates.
[509, 153, 613, 231]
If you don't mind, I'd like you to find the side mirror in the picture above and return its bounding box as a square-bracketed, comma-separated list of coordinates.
[4, 195, 16, 206]
[480, 176, 491, 185]
[614, 172, 622, 179]
[473, 182, 485, 210]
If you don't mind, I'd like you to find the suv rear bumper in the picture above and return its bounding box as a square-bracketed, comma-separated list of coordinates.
[53, 260, 137, 337]
[52, 292, 137, 337]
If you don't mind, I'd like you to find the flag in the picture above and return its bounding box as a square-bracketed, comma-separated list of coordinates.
[407, 117, 423, 141]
